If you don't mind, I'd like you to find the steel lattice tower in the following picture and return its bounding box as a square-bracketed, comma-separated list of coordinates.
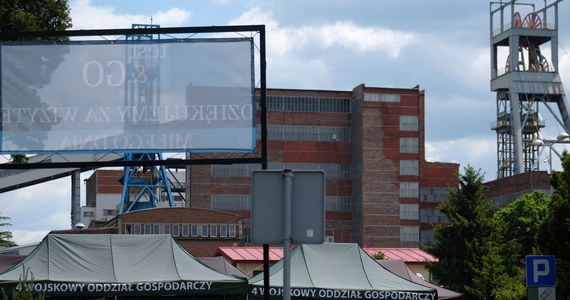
[490, 0, 568, 178]
[118, 24, 174, 213]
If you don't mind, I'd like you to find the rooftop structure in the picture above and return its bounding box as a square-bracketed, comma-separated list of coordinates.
[490, 0, 569, 178]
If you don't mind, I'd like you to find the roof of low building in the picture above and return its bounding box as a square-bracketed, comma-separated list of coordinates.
[216, 246, 436, 264]
[363, 247, 437, 264]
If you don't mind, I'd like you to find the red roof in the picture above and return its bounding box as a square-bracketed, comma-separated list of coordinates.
[363, 248, 437, 263]
[216, 247, 284, 264]
[216, 246, 436, 264]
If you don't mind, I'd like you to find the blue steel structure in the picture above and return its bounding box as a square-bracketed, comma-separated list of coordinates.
[118, 24, 174, 213]
[118, 153, 174, 213]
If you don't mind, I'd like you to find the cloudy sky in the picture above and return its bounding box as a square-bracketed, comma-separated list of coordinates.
[1, 0, 570, 245]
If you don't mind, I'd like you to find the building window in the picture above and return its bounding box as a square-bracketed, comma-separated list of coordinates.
[212, 194, 250, 210]
[134, 224, 141, 234]
[400, 182, 419, 198]
[163, 224, 170, 235]
[153, 224, 160, 234]
[125, 224, 132, 234]
[400, 116, 418, 131]
[263, 95, 351, 113]
[201, 225, 208, 237]
[83, 211, 94, 217]
[210, 225, 218, 237]
[420, 208, 451, 224]
[103, 209, 117, 216]
[400, 204, 419, 220]
[400, 226, 419, 242]
[325, 236, 334, 243]
[400, 160, 419, 176]
[364, 93, 400, 102]
[191, 225, 199, 237]
[264, 125, 351, 142]
[229, 225, 237, 237]
[400, 138, 419, 153]
[420, 230, 436, 245]
[144, 224, 151, 234]
[212, 162, 350, 179]
[421, 187, 448, 202]
[182, 224, 189, 237]
[220, 225, 228, 237]
[325, 196, 351, 212]
[172, 224, 180, 237]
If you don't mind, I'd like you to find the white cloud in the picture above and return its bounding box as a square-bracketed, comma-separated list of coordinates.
[230, 7, 416, 59]
[426, 136, 497, 180]
[0, 179, 71, 245]
[69, 0, 191, 30]
[12, 230, 48, 246]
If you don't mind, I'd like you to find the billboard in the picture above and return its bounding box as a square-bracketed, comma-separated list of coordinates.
[0, 38, 255, 154]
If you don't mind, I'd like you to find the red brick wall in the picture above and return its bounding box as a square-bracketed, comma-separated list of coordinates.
[117, 207, 244, 257]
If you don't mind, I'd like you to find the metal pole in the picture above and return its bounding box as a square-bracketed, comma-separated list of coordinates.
[282, 169, 293, 300]
[71, 170, 81, 228]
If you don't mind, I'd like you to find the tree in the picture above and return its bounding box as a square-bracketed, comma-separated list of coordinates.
[539, 152, 570, 299]
[470, 191, 551, 300]
[496, 191, 550, 264]
[0, 0, 72, 39]
[423, 166, 497, 299]
[0, 214, 16, 248]
[0, 0, 72, 158]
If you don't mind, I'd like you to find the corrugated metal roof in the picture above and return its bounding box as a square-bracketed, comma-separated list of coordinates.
[216, 246, 436, 264]
[363, 248, 437, 263]
[216, 247, 284, 263]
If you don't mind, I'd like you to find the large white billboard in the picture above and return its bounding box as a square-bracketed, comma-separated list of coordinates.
[0, 38, 255, 154]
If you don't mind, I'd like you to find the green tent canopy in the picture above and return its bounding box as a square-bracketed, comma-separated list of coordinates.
[248, 243, 437, 300]
[0, 234, 247, 297]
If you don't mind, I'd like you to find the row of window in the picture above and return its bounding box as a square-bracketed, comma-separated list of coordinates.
[364, 92, 401, 103]
[211, 195, 351, 212]
[124, 223, 238, 238]
[259, 93, 414, 113]
[212, 162, 351, 179]
[252, 118, 417, 144]
[261, 125, 351, 142]
[259, 95, 351, 113]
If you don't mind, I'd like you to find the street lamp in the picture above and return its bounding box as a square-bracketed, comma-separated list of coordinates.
[532, 133, 570, 173]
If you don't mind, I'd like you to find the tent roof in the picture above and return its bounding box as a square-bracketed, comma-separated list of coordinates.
[248, 243, 437, 300]
[0, 234, 247, 297]
[198, 256, 249, 278]
[377, 260, 463, 300]
[0, 255, 25, 273]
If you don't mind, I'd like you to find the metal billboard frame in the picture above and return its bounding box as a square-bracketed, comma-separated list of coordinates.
[0, 25, 267, 169]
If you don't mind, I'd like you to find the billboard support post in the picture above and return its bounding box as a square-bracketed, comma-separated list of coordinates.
[283, 169, 293, 300]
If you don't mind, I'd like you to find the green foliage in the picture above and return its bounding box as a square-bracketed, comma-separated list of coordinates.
[423, 166, 497, 298]
[0, 0, 72, 151]
[425, 165, 561, 299]
[0, 0, 72, 41]
[0, 214, 16, 248]
[9, 155, 29, 164]
[479, 191, 551, 300]
[496, 191, 550, 264]
[2, 266, 45, 300]
[538, 152, 570, 299]
[370, 251, 385, 260]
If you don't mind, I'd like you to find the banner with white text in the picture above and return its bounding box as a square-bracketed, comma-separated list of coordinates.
[0, 38, 255, 154]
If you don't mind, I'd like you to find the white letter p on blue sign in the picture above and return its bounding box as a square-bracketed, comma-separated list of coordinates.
[526, 255, 556, 286]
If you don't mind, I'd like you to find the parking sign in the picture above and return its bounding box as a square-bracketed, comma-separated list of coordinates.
[526, 255, 556, 287]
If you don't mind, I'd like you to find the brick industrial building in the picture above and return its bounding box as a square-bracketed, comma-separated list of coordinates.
[83, 83, 458, 248]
